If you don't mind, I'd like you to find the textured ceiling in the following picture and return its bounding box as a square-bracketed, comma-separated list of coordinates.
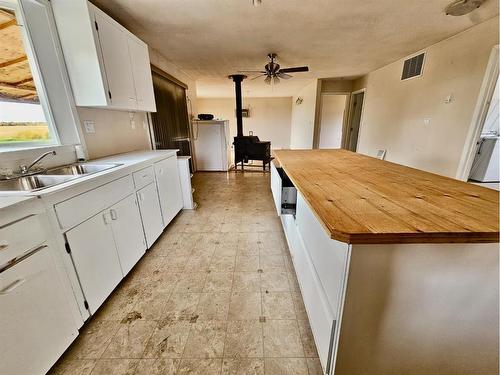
[91, 0, 498, 97]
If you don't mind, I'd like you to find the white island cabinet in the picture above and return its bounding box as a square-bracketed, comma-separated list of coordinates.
[51, 0, 156, 112]
[272, 150, 499, 375]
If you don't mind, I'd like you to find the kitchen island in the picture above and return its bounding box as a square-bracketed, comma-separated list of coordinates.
[271, 149, 499, 375]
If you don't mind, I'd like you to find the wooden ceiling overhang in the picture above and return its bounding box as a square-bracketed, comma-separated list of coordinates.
[0, 9, 38, 103]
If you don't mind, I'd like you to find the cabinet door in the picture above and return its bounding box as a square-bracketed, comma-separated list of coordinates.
[66, 212, 123, 313]
[128, 37, 156, 112]
[110, 195, 146, 275]
[0, 246, 78, 375]
[94, 7, 136, 109]
[137, 183, 164, 247]
[155, 156, 183, 227]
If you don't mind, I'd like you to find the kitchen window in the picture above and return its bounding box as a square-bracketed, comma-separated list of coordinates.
[0, 0, 82, 152]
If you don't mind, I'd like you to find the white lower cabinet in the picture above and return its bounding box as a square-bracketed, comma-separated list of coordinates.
[66, 211, 123, 314]
[279, 191, 350, 374]
[110, 194, 146, 275]
[137, 182, 164, 247]
[0, 245, 77, 375]
[155, 156, 183, 226]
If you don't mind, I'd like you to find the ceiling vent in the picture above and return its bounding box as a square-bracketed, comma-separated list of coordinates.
[401, 53, 425, 81]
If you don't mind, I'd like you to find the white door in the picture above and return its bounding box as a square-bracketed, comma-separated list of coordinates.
[319, 94, 348, 149]
[155, 156, 183, 226]
[128, 37, 156, 112]
[66, 211, 123, 313]
[110, 195, 146, 275]
[0, 246, 78, 375]
[195, 123, 223, 170]
[94, 7, 136, 109]
[137, 183, 164, 247]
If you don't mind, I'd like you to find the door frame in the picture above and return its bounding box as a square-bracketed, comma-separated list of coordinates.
[343, 88, 366, 151]
[313, 92, 351, 149]
[456, 45, 499, 181]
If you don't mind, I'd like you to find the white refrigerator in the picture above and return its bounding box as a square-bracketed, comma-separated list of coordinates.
[193, 120, 231, 171]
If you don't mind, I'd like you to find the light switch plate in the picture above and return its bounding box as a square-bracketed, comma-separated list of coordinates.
[83, 120, 95, 134]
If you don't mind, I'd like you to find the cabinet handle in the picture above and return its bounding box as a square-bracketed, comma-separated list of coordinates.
[103, 212, 110, 225]
[0, 241, 8, 251]
[0, 278, 26, 295]
[110, 209, 118, 221]
[158, 168, 163, 175]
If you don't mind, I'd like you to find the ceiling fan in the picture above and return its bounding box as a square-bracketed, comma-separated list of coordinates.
[238, 53, 309, 85]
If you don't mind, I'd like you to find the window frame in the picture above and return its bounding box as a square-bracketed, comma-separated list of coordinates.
[0, 0, 85, 154]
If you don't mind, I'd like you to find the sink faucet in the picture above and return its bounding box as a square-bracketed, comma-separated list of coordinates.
[20, 150, 57, 174]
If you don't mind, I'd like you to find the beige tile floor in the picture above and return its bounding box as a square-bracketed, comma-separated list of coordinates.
[49, 172, 322, 375]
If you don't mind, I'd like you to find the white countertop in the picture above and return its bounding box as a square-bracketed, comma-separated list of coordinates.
[0, 195, 37, 210]
[0, 149, 178, 209]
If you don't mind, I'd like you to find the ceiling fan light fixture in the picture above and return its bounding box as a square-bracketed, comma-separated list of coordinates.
[253, 0, 262, 7]
[264, 75, 272, 85]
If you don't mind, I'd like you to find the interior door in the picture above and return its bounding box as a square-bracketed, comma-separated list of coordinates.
[128, 37, 156, 112]
[155, 156, 183, 226]
[0, 246, 77, 375]
[137, 183, 164, 247]
[66, 211, 123, 313]
[110, 194, 146, 275]
[319, 94, 348, 149]
[346, 91, 365, 152]
[94, 7, 136, 109]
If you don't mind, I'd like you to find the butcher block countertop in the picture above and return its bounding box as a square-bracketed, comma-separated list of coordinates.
[274, 150, 499, 244]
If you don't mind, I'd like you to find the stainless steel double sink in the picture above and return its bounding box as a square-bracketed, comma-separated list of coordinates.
[0, 163, 121, 192]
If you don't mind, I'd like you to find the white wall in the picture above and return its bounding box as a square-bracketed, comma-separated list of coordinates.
[355, 17, 499, 177]
[319, 94, 347, 148]
[197, 97, 293, 149]
[290, 79, 318, 149]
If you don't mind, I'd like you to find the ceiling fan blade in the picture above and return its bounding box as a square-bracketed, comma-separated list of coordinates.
[251, 74, 267, 80]
[264, 75, 272, 85]
[279, 66, 309, 73]
[277, 72, 292, 79]
[238, 70, 266, 73]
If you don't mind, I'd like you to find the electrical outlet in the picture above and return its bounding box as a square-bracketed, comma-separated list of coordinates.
[83, 120, 95, 134]
[423, 118, 431, 126]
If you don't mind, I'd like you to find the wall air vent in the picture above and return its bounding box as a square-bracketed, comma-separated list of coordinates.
[401, 53, 425, 80]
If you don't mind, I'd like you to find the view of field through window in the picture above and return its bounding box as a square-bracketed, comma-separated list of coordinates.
[0, 7, 50, 144]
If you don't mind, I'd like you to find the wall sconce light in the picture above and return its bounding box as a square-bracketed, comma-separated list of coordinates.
[295, 97, 303, 105]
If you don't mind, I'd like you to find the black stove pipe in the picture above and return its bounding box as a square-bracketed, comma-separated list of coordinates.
[228, 74, 247, 137]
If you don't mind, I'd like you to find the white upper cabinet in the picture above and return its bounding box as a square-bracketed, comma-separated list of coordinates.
[128, 37, 157, 112]
[51, 0, 156, 112]
[93, 6, 136, 110]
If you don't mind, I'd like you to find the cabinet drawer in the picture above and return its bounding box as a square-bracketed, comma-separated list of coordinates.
[296, 192, 349, 316]
[0, 214, 47, 266]
[55, 175, 134, 230]
[133, 166, 155, 190]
